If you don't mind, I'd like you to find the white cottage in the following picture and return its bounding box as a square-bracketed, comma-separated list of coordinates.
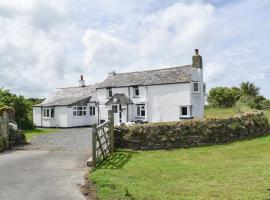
[33, 49, 205, 127]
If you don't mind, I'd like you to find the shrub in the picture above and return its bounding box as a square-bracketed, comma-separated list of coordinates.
[114, 111, 269, 150]
[207, 87, 240, 108]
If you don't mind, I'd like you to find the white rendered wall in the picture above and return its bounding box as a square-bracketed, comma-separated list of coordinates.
[33, 107, 42, 126]
[147, 83, 191, 122]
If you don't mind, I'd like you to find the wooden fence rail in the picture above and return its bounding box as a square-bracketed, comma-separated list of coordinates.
[89, 111, 114, 168]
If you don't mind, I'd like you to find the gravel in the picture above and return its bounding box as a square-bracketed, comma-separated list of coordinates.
[23, 128, 92, 152]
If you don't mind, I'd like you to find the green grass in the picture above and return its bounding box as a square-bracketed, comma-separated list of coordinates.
[91, 135, 270, 200]
[204, 107, 238, 118]
[24, 128, 59, 141]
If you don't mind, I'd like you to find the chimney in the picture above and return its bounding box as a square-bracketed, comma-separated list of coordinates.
[79, 75, 85, 87]
[108, 71, 116, 76]
[192, 49, 203, 68]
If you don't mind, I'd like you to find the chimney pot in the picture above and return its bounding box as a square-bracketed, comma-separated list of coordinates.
[195, 49, 199, 55]
[79, 75, 85, 87]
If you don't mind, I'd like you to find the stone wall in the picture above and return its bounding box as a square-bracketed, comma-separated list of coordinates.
[114, 111, 269, 150]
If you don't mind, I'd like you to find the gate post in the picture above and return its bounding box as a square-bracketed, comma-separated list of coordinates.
[3, 111, 9, 148]
[108, 110, 115, 153]
[91, 124, 97, 168]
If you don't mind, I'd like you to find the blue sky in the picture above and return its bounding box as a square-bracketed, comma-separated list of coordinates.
[0, 0, 269, 98]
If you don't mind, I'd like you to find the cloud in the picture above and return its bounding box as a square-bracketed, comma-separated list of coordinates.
[0, 0, 270, 98]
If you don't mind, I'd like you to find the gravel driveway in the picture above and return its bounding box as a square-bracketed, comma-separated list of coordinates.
[23, 128, 92, 152]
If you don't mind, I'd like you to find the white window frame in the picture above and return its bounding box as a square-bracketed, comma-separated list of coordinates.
[180, 105, 192, 119]
[73, 106, 87, 117]
[107, 88, 113, 98]
[192, 82, 200, 93]
[136, 104, 145, 117]
[89, 106, 95, 116]
[133, 86, 140, 97]
[43, 108, 54, 118]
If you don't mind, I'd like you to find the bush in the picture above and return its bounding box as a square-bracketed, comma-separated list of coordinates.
[114, 111, 269, 150]
[207, 87, 240, 107]
[236, 95, 270, 110]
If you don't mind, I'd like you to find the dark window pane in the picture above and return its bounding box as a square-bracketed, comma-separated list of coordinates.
[141, 110, 145, 116]
[137, 106, 140, 116]
[194, 83, 199, 92]
[51, 109, 54, 117]
[181, 107, 188, 116]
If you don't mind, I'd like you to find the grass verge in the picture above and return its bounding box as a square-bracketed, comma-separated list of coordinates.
[91, 135, 270, 200]
[24, 128, 59, 141]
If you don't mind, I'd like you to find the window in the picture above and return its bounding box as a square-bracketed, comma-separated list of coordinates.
[112, 105, 118, 113]
[90, 106, 95, 116]
[203, 83, 206, 93]
[136, 104, 145, 117]
[133, 86, 139, 97]
[43, 108, 50, 118]
[180, 106, 192, 118]
[51, 108, 55, 118]
[107, 88, 113, 98]
[43, 108, 54, 118]
[73, 106, 86, 116]
[193, 82, 199, 93]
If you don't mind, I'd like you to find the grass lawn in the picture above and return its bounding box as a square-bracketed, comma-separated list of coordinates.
[204, 107, 238, 118]
[24, 128, 59, 141]
[91, 135, 270, 200]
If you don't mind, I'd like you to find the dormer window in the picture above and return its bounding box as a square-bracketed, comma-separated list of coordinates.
[107, 88, 112, 98]
[193, 82, 199, 93]
[133, 86, 139, 97]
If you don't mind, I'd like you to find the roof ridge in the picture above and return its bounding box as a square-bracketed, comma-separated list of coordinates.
[115, 65, 191, 75]
[56, 84, 98, 89]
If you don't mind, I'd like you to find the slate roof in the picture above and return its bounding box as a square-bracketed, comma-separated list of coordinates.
[106, 94, 133, 106]
[34, 85, 97, 107]
[97, 65, 194, 88]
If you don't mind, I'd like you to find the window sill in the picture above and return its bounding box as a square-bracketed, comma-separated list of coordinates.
[180, 116, 193, 119]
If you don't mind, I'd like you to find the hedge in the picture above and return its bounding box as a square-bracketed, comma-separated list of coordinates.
[114, 111, 269, 150]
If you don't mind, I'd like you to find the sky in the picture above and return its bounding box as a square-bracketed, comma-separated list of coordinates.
[0, 0, 269, 98]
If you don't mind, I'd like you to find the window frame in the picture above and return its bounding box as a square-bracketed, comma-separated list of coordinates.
[180, 105, 192, 119]
[203, 83, 206, 94]
[107, 88, 113, 98]
[136, 104, 146, 117]
[192, 82, 200, 93]
[43, 108, 54, 118]
[112, 105, 118, 113]
[89, 106, 95, 116]
[133, 86, 140, 97]
[73, 106, 87, 117]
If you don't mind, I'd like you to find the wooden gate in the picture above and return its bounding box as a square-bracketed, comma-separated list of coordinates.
[89, 111, 114, 168]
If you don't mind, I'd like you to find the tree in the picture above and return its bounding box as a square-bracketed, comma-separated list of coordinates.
[0, 88, 34, 130]
[240, 82, 260, 96]
[207, 87, 240, 108]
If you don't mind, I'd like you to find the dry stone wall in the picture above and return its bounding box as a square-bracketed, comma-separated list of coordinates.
[115, 111, 269, 150]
